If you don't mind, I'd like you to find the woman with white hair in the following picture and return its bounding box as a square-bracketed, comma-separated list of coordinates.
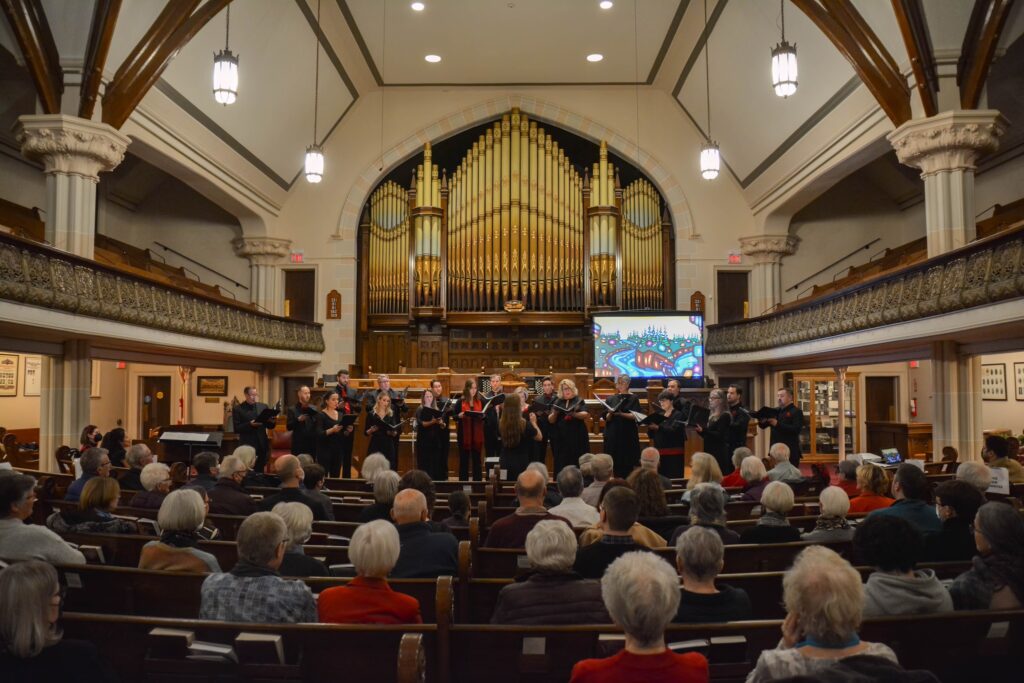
[721, 447, 752, 488]
[681, 452, 723, 503]
[358, 470, 400, 523]
[318, 519, 422, 624]
[0, 560, 109, 680]
[273, 501, 330, 577]
[139, 488, 221, 573]
[491, 520, 609, 625]
[802, 486, 855, 542]
[669, 482, 740, 547]
[360, 452, 391, 485]
[570, 551, 709, 682]
[739, 456, 770, 502]
[745, 546, 899, 682]
[234, 444, 278, 488]
[674, 526, 752, 623]
[739, 481, 801, 544]
[129, 462, 172, 510]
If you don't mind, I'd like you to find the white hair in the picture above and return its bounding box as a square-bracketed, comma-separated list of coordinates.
[731, 447, 753, 470]
[157, 488, 206, 532]
[373, 470, 400, 504]
[219, 455, 247, 479]
[140, 463, 170, 491]
[525, 520, 577, 572]
[640, 447, 660, 469]
[272, 501, 314, 548]
[783, 546, 864, 646]
[0, 560, 60, 657]
[233, 445, 257, 469]
[740, 455, 767, 482]
[770, 442, 791, 464]
[762, 480, 795, 514]
[362, 452, 391, 481]
[126, 443, 153, 469]
[819, 486, 851, 518]
[391, 488, 427, 524]
[527, 461, 549, 481]
[349, 519, 401, 578]
[601, 552, 681, 648]
[236, 512, 288, 567]
[592, 453, 614, 481]
[956, 461, 992, 492]
[675, 525, 724, 582]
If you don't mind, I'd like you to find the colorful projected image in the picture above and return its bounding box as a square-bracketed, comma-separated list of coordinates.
[593, 314, 703, 379]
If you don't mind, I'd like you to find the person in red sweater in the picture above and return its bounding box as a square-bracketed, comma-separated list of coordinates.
[570, 551, 709, 683]
[720, 447, 752, 488]
[835, 459, 861, 498]
[848, 464, 895, 514]
[318, 519, 422, 624]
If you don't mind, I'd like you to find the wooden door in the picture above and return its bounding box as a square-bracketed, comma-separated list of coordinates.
[866, 376, 898, 422]
[140, 376, 171, 438]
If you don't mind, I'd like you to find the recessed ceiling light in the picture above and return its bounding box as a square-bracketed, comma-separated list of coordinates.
[599, 1, 614, 9]
[586, 53, 604, 62]
[425, 54, 442, 63]
[411, 2, 425, 11]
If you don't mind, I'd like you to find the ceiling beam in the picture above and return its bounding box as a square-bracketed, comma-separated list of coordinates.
[0, 0, 63, 114]
[958, 0, 1014, 109]
[791, 0, 912, 126]
[79, 0, 122, 120]
[102, 0, 232, 129]
[891, 0, 938, 117]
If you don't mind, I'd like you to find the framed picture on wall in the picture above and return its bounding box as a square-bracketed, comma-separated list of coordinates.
[23, 356, 41, 397]
[981, 363, 1007, 401]
[1015, 363, 1024, 401]
[197, 376, 229, 397]
[0, 354, 17, 396]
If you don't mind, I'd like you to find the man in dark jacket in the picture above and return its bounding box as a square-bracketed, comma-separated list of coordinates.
[924, 479, 984, 562]
[208, 455, 257, 516]
[189, 451, 220, 492]
[390, 488, 458, 578]
[232, 386, 275, 473]
[286, 385, 318, 461]
[868, 463, 941, 535]
[118, 443, 154, 491]
[574, 487, 662, 579]
[725, 385, 750, 458]
[257, 455, 328, 521]
[760, 387, 803, 466]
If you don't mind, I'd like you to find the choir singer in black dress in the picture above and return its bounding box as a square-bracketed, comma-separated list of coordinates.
[548, 379, 590, 474]
[499, 392, 543, 481]
[601, 374, 642, 478]
[530, 377, 557, 465]
[317, 391, 353, 478]
[415, 389, 446, 480]
[695, 389, 733, 476]
[333, 369, 362, 473]
[287, 386, 319, 462]
[365, 392, 401, 471]
[648, 390, 687, 479]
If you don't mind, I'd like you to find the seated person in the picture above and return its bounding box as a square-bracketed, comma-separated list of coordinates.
[358, 470, 399, 523]
[955, 460, 992, 494]
[681, 453, 724, 504]
[674, 526, 751, 623]
[100, 428, 129, 468]
[234, 445, 279, 488]
[257, 455, 328, 521]
[581, 454, 614, 507]
[570, 552, 709, 683]
[272, 501, 329, 577]
[950, 501, 1024, 610]
[64, 448, 112, 503]
[669, 482, 740, 547]
[46, 477, 136, 535]
[848, 464, 894, 514]
[834, 459, 860, 497]
[397, 469, 447, 532]
[440, 489, 471, 530]
[739, 481, 801, 544]
[574, 487, 664, 579]
[485, 469, 570, 548]
[139, 488, 220, 573]
[199, 512, 316, 623]
[638, 447, 674, 491]
[0, 474, 85, 565]
[983, 435, 1024, 483]
[720, 447, 752, 489]
[207, 455, 257, 516]
[549, 466, 600, 528]
[739, 456, 769, 502]
[766, 443, 803, 484]
[802, 486, 854, 543]
[390, 488, 458, 579]
[628, 468, 684, 541]
[746, 546, 900, 681]
[189, 451, 220, 492]
[492, 520, 609, 624]
[854, 515, 952, 617]
[868, 463, 941, 534]
[361, 452, 392, 484]
[578, 480, 666, 549]
[0, 560, 108, 681]
[118, 444, 154, 491]
[319, 520, 422, 624]
[302, 464, 336, 521]
[129, 463, 172, 510]
[924, 479, 984, 562]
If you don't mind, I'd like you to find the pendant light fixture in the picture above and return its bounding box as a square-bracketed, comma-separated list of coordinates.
[699, 0, 719, 180]
[304, 0, 325, 183]
[212, 5, 238, 105]
[771, 0, 798, 98]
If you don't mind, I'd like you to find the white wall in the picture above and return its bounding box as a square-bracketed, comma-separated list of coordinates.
[0, 352, 41, 431]
[980, 350, 1024, 435]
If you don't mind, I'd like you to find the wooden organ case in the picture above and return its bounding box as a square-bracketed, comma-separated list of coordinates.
[357, 108, 674, 372]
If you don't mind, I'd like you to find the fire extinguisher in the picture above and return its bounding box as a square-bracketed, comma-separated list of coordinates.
[910, 398, 917, 418]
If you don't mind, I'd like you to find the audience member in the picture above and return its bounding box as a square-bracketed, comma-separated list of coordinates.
[199, 512, 316, 622]
[574, 487, 663, 578]
[721, 447, 752, 489]
[0, 560, 109, 682]
[397, 469, 440, 526]
[64, 447, 111, 503]
[189, 451, 220, 491]
[235, 445, 279, 488]
[581, 453, 614, 507]
[549, 466, 600, 527]
[578, 453, 595, 486]
[130, 462, 172, 510]
[570, 552, 708, 683]
[118, 444, 153, 491]
[855, 516, 953, 617]
[982, 435, 1024, 483]
[802, 486, 854, 542]
[100, 428, 129, 468]
[955, 460, 992, 493]
[674, 526, 752, 623]
[485, 469, 570, 548]
[739, 481, 800, 544]
[835, 459, 860, 497]
[79, 424, 102, 454]
[1007, 436, 1021, 462]
[302, 463, 336, 521]
[848, 464, 894, 513]
[669, 482, 741, 547]
[0, 474, 84, 564]
[924, 479, 984, 562]
[578, 479, 666, 548]
[950, 502, 1024, 610]
[46, 477, 136, 535]
[258, 455, 328, 521]
[319, 520, 422, 624]
[745, 546, 899, 681]
[273, 501, 330, 577]
[390, 489, 458, 578]
[766, 443, 803, 483]
[868, 463, 940, 534]
[361, 452, 391, 483]
[207, 455, 257, 516]
[492, 520, 609, 624]
[440, 489, 471, 530]
[629, 468, 683, 540]
[139, 488, 220, 573]
[682, 452, 723, 503]
[527, 461, 562, 507]
[739, 456, 769, 502]
[639, 447, 673, 491]
[359, 470, 400, 523]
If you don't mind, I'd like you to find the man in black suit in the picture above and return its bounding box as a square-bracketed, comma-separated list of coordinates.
[286, 386, 318, 460]
[390, 488, 458, 578]
[483, 373, 504, 463]
[762, 387, 804, 467]
[726, 385, 751, 460]
[232, 386, 275, 473]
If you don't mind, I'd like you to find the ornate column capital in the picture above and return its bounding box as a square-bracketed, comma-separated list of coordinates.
[232, 236, 292, 264]
[738, 234, 798, 265]
[15, 114, 130, 180]
[887, 110, 1008, 177]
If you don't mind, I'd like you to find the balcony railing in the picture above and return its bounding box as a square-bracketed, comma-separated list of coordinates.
[0, 233, 324, 353]
[707, 224, 1024, 355]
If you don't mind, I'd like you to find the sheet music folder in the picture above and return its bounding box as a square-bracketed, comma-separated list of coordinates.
[159, 431, 224, 447]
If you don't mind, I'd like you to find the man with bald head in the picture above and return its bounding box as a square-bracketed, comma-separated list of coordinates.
[640, 447, 673, 491]
[390, 488, 459, 578]
[257, 454, 328, 521]
[485, 469, 571, 548]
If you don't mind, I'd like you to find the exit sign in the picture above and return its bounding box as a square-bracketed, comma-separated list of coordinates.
[727, 252, 742, 264]
[290, 252, 304, 263]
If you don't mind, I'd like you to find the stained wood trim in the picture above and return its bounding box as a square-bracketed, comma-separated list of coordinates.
[958, 0, 1014, 109]
[891, 0, 937, 117]
[79, 0, 122, 119]
[0, 0, 63, 114]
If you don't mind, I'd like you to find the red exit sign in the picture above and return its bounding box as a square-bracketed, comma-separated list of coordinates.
[290, 252, 304, 263]
[727, 252, 742, 264]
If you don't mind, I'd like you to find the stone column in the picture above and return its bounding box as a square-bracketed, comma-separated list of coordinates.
[931, 341, 983, 462]
[15, 115, 130, 258]
[39, 340, 92, 472]
[834, 366, 848, 463]
[888, 111, 1008, 258]
[233, 237, 292, 315]
[738, 234, 798, 317]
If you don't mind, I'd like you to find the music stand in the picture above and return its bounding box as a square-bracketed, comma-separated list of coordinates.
[158, 430, 224, 481]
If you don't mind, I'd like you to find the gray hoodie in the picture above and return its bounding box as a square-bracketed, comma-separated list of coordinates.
[862, 569, 954, 617]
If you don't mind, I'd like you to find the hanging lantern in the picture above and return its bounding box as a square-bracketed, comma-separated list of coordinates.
[304, 144, 324, 184]
[700, 140, 720, 181]
[212, 48, 238, 104]
[771, 40, 798, 98]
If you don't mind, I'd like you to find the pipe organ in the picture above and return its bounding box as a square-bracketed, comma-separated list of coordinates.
[359, 108, 673, 372]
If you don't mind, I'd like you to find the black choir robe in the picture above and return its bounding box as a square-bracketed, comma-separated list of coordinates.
[287, 403, 318, 460]
[232, 401, 273, 471]
[602, 393, 642, 478]
[768, 402, 804, 466]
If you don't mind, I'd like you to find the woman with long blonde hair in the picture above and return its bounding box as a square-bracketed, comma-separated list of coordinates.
[498, 393, 543, 481]
[682, 452, 724, 503]
[365, 392, 400, 469]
